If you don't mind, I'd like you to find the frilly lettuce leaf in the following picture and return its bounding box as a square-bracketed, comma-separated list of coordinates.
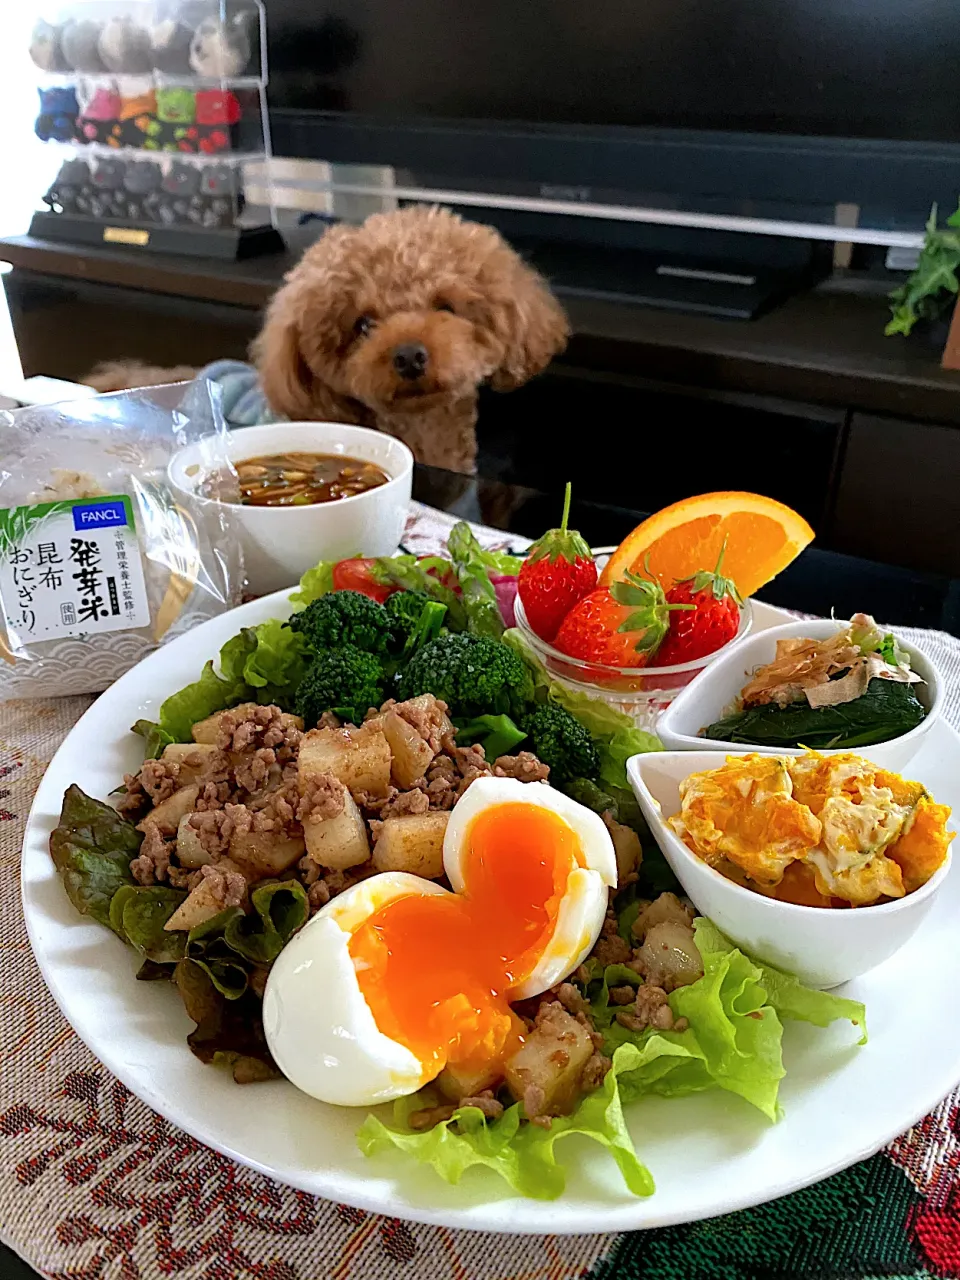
[361, 919, 869, 1199]
[502, 628, 662, 790]
[219, 621, 310, 708]
[606, 919, 867, 1121]
[133, 620, 308, 756]
[49, 785, 141, 932]
[358, 1043, 655, 1200]
[289, 559, 335, 608]
[699, 920, 867, 1044]
[133, 658, 246, 756]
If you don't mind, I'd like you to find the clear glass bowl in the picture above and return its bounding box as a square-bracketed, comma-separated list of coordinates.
[514, 573, 753, 731]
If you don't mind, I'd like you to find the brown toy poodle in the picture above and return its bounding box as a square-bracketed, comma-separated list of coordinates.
[251, 205, 570, 473]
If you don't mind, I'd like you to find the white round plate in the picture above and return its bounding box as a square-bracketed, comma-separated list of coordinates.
[21, 593, 960, 1234]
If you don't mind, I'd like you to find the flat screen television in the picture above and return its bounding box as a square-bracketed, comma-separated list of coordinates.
[266, 0, 960, 229]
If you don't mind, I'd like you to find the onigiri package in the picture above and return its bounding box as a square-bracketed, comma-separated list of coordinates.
[0, 382, 243, 699]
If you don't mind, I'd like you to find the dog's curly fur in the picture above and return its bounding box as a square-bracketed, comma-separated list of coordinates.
[251, 206, 570, 473]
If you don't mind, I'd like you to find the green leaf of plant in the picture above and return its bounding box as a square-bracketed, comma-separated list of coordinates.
[289, 559, 336, 608]
[703, 677, 927, 750]
[223, 880, 309, 964]
[49, 785, 142, 932]
[174, 958, 279, 1082]
[185, 908, 250, 998]
[358, 1042, 655, 1199]
[110, 884, 187, 964]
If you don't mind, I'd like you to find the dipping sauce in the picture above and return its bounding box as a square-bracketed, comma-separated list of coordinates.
[209, 452, 390, 507]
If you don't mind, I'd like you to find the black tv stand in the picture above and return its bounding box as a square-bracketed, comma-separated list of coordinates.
[512, 236, 824, 320]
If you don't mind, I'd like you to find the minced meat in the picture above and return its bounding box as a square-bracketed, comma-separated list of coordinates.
[493, 752, 550, 783]
[130, 821, 175, 884]
[140, 758, 181, 805]
[297, 773, 346, 824]
[393, 694, 450, 754]
[217, 704, 302, 760]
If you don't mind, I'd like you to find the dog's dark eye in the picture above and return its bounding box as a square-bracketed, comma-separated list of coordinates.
[353, 315, 373, 338]
[435, 301, 455, 314]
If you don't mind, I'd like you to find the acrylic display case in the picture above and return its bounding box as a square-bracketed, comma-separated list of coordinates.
[28, 0, 282, 258]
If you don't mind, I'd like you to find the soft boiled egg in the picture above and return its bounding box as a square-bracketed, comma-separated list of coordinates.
[262, 776, 617, 1107]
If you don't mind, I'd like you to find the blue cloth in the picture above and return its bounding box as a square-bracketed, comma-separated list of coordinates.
[179, 359, 280, 434]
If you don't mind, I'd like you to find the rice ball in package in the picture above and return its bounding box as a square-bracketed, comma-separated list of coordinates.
[0, 382, 244, 699]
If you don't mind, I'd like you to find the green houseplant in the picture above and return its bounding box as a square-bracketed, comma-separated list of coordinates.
[886, 200, 960, 337]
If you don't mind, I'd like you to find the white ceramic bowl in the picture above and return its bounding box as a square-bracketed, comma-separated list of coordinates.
[657, 618, 942, 772]
[627, 749, 952, 988]
[168, 422, 413, 595]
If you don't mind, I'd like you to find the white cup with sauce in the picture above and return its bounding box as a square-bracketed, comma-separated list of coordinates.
[168, 422, 414, 596]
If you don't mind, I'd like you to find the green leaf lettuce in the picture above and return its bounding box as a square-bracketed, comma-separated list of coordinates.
[358, 918, 866, 1198]
[502, 628, 662, 790]
[133, 620, 309, 756]
[49, 785, 142, 932]
[109, 884, 187, 964]
[358, 1042, 655, 1200]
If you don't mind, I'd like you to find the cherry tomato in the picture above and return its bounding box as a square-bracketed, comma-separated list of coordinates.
[331, 558, 396, 602]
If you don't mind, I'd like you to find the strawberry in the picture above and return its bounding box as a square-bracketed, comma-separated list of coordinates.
[553, 570, 689, 667]
[518, 483, 597, 641]
[655, 543, 743, 665]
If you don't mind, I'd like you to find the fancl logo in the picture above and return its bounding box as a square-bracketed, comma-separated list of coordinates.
[72, 500, 127, 531]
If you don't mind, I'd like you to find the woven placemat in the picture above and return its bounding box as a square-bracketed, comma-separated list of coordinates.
[2, 507, 959, 1280]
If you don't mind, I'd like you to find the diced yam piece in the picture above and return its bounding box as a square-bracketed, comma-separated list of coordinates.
[504, 1004, 594, 1118]
[161, 742, 221, 785]
[137, 784, 199, 833]
[636, 921, 703, 991]
[164, 876, 225, 932]
[404, 693, 454, 736]
[298, 724, 391, 800]
[372, 812, 448, 879]
[163, 858, 248, 931]
[631, 891, 694, 942]
[191, 704, 303, 744]
[228, 829, 305, 880]
[602, 814, 643, 886]
[303, 789, 370, 871]
[192, 708, 235, 745]
[176, 814, 215, 869]
[382, 709, 436, 789]
[436, 1060, 503, 1104]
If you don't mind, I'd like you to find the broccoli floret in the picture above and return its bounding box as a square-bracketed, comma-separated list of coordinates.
[395, 632, 533, 719]
[295, 645, 386, 726]
[522, 702, 601, 784]
[384, 590, 448, 656]
[384, 588, 432, 635]
[455, 713, 527, 762]
[288, 591, 393, 656]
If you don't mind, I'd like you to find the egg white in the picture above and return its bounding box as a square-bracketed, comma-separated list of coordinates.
[262, 872, 452, 1107]
[442, 776, 618, 999]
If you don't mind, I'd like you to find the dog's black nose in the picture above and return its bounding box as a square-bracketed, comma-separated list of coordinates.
[392, 342, 428, 380]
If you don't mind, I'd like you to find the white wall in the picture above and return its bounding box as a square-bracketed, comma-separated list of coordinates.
[0, 5, 64, 385]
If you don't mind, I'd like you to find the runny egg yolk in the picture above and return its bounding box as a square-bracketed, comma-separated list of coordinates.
[348, 802, 583, 1082]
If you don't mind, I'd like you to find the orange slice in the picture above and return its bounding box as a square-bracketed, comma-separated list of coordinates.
[599, 491, 815, 599]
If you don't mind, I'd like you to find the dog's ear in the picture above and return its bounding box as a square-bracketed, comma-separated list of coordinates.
[250, 300, 321, 421]
[485, 258, 570, 392]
